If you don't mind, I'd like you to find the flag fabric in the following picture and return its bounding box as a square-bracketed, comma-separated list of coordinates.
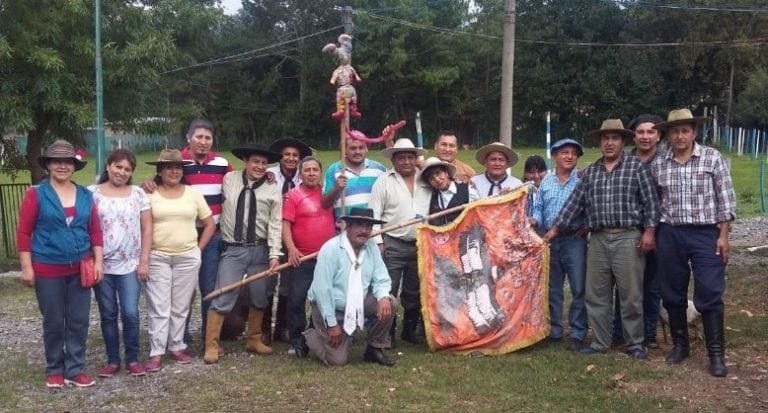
[416, 188, 550, 355]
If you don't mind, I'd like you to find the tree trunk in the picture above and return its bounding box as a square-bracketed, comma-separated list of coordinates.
[27, 109, 49, 184]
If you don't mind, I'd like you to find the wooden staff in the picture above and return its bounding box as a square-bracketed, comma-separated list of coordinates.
[203, 183, 530, 301]
[339, 103, 349, 218]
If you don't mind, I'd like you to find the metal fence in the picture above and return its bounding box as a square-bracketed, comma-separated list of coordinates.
[0, 183, 29, 258]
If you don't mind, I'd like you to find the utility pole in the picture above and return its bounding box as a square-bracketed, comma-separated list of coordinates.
[499, 0, 516, 146]
[343, 5, 353, 35]
[95, 0, 105, 179]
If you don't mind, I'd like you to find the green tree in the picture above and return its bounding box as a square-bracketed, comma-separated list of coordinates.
[0, 0, 219, 183]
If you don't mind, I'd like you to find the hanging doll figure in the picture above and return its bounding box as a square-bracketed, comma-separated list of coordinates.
[322, 34, 362, 121]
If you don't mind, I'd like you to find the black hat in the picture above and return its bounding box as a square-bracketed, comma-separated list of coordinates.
[268, 137, 313, 160]
[232, 143, 281, 163]
[340, 207, 387, 225]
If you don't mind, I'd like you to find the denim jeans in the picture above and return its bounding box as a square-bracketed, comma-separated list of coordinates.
[34, 274, 92, 378]
[94, 272, 141, 365]
[287, 259, 317, 344]
[185, 233, 221, 342]
[548, 235, 588, 341]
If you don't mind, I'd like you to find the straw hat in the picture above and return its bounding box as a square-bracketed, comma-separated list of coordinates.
[232, 143, 282, 163]
[381, 138, 426, 160]
[145, 149, 194, 166]
[37, 140, 87, 171]
[420, 157, 456, 184]
[475, 142, 519, 166]
[586, 119, 635, 141]
[268, 137, 313, 160]
[653, 109, 710, 131]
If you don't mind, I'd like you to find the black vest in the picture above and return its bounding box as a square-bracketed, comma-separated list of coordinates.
[429, 182, 470, 226]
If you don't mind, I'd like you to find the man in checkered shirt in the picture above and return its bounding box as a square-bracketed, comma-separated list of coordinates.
[649, 109, 736, 378]
[543, 119, 659, 361]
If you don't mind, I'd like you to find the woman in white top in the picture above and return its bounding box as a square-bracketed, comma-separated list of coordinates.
[89, 149, 152, 377]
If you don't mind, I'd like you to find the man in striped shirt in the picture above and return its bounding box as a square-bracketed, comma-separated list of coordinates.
[649, 109, 736, 377]
[322, 137, 387, 218]
[180, 119, 233, 344]
[544, 119, 659, 360]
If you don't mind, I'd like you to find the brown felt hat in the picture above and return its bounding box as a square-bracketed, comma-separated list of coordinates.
[37, 140, 87, 171]
[145, 149, 194, 166]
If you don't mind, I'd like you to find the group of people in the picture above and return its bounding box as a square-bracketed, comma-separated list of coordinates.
[17, 108, 735, 388]
[535, 109, 735, 379]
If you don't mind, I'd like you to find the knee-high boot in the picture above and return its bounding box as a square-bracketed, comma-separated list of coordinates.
[246, 308, 273, 355]
[702, 310, 728, 377]
[665, 307, 690, 364]
[204, 310, 226, 364]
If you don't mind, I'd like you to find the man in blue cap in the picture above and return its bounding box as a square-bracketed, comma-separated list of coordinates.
[531, 138, 587, 351]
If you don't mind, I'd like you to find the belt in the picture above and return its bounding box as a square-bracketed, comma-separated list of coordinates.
[222, 239, 266, 247]
[601, 227, 635, 234]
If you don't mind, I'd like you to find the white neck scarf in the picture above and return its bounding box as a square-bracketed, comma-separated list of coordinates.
[341, 233, 366, 336]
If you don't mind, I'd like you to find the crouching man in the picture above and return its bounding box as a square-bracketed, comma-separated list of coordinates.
[296, 207, 397, 367]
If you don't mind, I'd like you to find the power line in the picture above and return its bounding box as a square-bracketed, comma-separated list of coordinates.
[621, 0, 768, 13]
[356, 9, 768, 48]
[160, 26, 343, 74]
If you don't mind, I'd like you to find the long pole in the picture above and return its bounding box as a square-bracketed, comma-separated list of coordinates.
[203, 184, 530, 301]
[94, 0, 105, 179]
[545, 111, 551, 170]
[499, 0, 516, 146]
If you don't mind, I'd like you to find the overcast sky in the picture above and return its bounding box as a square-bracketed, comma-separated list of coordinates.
[220, 0, 241, 15]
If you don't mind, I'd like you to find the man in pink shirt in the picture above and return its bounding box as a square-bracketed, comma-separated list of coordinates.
[282, 156, 336, 356]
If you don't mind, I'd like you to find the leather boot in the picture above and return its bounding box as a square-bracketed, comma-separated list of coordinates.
[203, 310, 226, 364]
[245, 308, 273, 355]
[273, 295, 290, 343]
[665, 307, 690, 364]
[261, 296, 274, 345]
[401, 309, 424, 344]
[703, 310, 728, 377]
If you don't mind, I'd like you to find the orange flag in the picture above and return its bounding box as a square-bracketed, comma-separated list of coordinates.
[417, 188, 550, 355]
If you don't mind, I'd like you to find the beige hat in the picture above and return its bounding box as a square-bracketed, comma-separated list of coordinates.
[653, 108, 710, 131]
[145, 149, 194, 166]
[420, 157, 456, 184]
[475, 142, 519, 167]
[381, 138, 427, 160]
[586, 119, 635, 141]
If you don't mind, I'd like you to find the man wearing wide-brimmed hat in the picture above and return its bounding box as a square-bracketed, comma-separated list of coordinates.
[471, 142, 523, 198]
[297, 207, 398, 367]
[368, 138, 432, 345]
[265, 137, 313, 344]
[544, 119, 659, 360]
[649, 108, 736, 377]
[203, 144, 284, 363]
[422, 157, 480, 226]
[532, 138, 587, 352]
[611, 113, 666, 350]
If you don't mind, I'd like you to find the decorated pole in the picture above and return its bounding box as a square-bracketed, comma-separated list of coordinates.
[204, 184, 532, 301]
[415, 112, 425, 162]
